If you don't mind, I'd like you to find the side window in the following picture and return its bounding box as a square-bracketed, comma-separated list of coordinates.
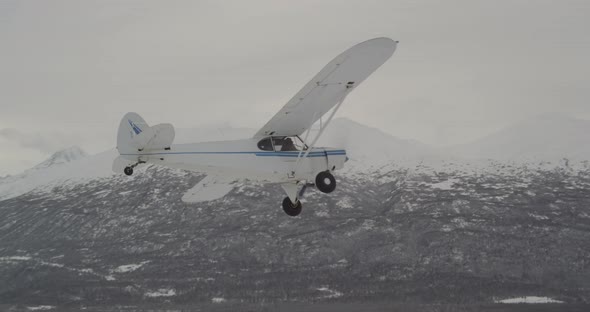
[257, 137, 273, 151]
[276, 136, 299, 151]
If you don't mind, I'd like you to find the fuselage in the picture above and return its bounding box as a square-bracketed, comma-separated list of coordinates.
[120, 138, 347, 183]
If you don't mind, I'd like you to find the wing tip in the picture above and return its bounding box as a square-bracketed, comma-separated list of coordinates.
[362, 37, 398, 50]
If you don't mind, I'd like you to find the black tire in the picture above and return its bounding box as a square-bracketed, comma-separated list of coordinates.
[282, 197, 302, 217]
[124, 166, 133, 176]
[315, 171, 336, 193]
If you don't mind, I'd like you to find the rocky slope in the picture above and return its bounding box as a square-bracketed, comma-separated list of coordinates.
[0, 160, 589, 307]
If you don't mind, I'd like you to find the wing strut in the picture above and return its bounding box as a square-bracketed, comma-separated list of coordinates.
[292, 89, 351, 176]
[294, 112, 317, 163]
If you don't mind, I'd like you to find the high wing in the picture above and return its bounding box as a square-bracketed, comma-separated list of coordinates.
[181, 175, 235, 203]
[253, 37, 397, 138]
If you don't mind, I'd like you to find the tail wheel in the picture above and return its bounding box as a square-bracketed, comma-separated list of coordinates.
[315, 171, 336, 193]
[282, 197, 302, 217]
[124, 166, 134, 176]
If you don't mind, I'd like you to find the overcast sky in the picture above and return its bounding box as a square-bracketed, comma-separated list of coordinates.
[1, 0, 589, 175]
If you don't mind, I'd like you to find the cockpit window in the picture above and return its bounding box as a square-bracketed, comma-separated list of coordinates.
[279, 137, 297, 151]
[258, 136, 308, 152]
[257, 137, 273, 151]
[274, 136, 307, 151]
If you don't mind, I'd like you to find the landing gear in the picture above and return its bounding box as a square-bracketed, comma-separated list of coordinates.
[315, 171, 336, 193]
[123, 160, 145, 176]
[282, 197, 302, 217]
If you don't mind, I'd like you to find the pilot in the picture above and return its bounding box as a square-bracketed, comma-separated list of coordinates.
[281, 138, 297, 151]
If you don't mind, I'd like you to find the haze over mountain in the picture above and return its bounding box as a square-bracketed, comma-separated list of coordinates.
[1, 116, 589, 310]
[445, 114, 590, 160]
[1, 116, 589, 202]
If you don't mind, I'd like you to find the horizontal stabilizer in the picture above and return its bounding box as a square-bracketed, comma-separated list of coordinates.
[182, 176, 235, 203]
[133, 123, 175, 151]
[117, 112, 175, 154]
[112, 156, 134, 173]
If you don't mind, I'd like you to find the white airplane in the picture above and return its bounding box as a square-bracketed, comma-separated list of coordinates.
[113, 37, 397, 216]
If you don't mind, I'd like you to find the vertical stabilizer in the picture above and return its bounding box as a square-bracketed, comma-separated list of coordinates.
[117, 112, 150, 154]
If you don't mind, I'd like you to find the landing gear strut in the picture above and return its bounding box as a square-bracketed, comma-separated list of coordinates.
[315, 171, 336, 193]
[282, 197, 302, 217]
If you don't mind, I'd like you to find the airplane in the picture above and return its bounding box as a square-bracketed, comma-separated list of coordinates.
[113, 37, 397, 216]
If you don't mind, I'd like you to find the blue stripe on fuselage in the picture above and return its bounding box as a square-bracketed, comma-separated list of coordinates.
[120, 150, 346, 158]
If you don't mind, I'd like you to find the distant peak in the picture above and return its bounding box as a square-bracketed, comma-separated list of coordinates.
[332, 117, 359, 124]
[33, 146, 88, 169]
[529, 112, 578, 122]
[331, 117, 381, 131]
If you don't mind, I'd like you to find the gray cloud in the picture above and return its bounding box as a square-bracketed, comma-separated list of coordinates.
[0, 128, 80, 154]
[0, 0, 589, 173]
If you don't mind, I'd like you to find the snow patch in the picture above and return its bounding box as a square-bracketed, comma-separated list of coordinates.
[27, 306, 55, 311]
[105, 275, 116, 281]
[360, 219, 376, 231]
[0, 255, 115, 281]
[317, 286, 343, 299]
[315, 209, 330, 217]
[430, 178, 459, 190]
[0, 256, 32, 261]
[145, 288, 176, 297]
[496, 296, 564, 304]
[452, 217, 468, 228]
[528, 213, 549, 220]
[113, 261, 149, 273]
[211, 297, 226, 303]
[337, 196, 354, 209]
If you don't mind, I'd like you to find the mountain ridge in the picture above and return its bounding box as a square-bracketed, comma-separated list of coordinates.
[1, 153, 588, 306]
[1, 115, 589, 201]
[32, 145, 88, 170]
[1, 117, 590, 307]
[443, 114, 590, 160]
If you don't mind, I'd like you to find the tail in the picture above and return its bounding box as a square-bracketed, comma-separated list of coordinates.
[113, 112, 175, 173]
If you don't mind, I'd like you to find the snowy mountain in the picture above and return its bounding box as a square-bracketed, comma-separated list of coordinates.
[445, 114, 590, 161]
[31, 146, 88, 170]
[1, 151, 588, 308]
[318, 118, 434, 169]
[0, 147, 115, 201]
[1, 118, 590, 309]
[1, 115, 589, 202]
[2, 115, 590, 201]
[0, 118, 433, 201]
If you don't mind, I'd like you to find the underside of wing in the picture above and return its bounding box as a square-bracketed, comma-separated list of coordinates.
[181, 175, 235, 203]
[254, 37, 397, 138]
